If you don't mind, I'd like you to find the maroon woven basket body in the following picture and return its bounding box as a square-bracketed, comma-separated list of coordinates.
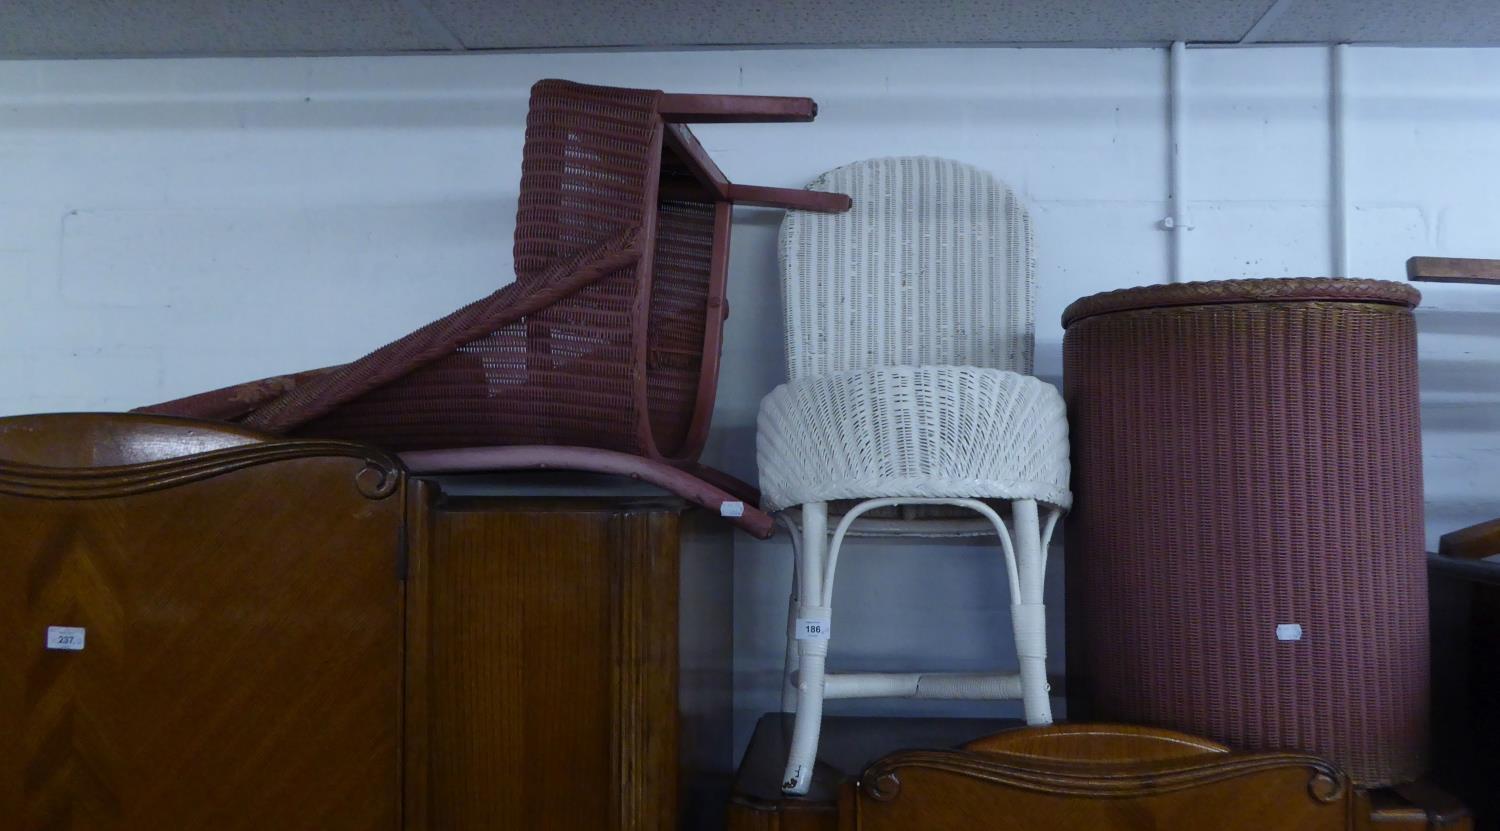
[284, 80, 715, 458]
[1061, 278, 1428, 785]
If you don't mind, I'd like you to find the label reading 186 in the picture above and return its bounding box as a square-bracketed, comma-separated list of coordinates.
[795, 618, 831, 641]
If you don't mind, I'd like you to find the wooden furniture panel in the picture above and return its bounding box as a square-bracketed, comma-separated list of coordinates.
[1407, 256, 1500, 285]
[0, 414, 407, 831]
[731, 716, 1470, 831]
[1429, 549, 1500, 831]
[675, 509, 736, 828]
[1366, 783, 1474, 830]
[843, 724, 1352, 831]
[408, 491, 732, 830]
[729, 715, 1023, 831]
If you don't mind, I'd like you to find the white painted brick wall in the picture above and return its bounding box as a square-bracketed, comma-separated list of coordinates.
[1, 46, 1496, 759]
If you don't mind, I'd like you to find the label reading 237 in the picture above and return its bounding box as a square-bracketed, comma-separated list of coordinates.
[46, 626, 86, 651]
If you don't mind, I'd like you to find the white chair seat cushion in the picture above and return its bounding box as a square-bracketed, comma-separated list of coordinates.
[756, 365, 1071, 512]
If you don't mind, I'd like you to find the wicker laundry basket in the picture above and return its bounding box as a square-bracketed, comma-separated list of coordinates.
[1061, 278, 1428, 786]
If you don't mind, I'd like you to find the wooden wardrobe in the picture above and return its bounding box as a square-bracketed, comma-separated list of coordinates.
[0, 413, 732, 830]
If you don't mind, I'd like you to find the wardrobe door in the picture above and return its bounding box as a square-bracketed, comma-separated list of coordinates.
[0, 414, 407, 831]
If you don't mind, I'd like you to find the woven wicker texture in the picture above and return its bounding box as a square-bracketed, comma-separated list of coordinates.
[779, 156, 1036, 381]
[1062, 277, 1428, 786]
[138, 80, 734, 460]
[251, 225, 647, 448]
[1061, 277, 1421, 327]
[760, 158, 1065, 794]
[760, 157, 1063, 512]
[282, 79, 703, 456]
[757, 366, 1070, 512]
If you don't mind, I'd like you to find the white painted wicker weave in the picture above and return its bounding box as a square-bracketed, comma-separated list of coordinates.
[755, 157, 1071, 795]
[780, 156, 1036, 381]
[757, 366, 1070, 512]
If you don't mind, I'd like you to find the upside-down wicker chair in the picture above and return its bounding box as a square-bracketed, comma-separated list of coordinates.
[756, 157, 1071, 794]
[139, 79, 850, 538]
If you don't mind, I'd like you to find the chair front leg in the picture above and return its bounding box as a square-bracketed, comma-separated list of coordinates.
[782, 502, 832, 795]
[1010, 498, 1053, 725]
[779, 514, 803, 713]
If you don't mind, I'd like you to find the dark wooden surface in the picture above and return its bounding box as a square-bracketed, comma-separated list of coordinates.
[677, 509, 736, 829]
[0, 413, 407, 831]
[399, 444, 776, 538]
[0, 415, 738, 830]
[731, 715, 1472, 831]
[1407, 256, 1500, 285]
[408, 489, 733, 830]
[1368, 782, 1475, 830]
[1429, 552, 1500, 831]
[844, 722, 1356, 831]
[729, 714, 1023, 830]
[963, 721, 1228, 759]
[0, 411, 264, 466]
[1438, 518, 1500, 560]
[725, 184, 853, 213]
[659, 93, 818, 123]
[852, 717, 1368, 828]
[664, 122, 730, 202]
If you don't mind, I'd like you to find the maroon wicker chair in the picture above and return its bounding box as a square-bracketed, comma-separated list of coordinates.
[138, 79, 851, 538]
[1061, 278, 1429, 787]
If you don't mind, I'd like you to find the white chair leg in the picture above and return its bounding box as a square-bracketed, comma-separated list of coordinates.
[782, 502, 831, 795]
[1010, 498, 1053, 725]
[780, 514, 803, 713]
[775, 496, 1058, 793]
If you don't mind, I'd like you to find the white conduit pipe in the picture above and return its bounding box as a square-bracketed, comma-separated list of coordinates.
[1331, 43, 1350, 278]
[1166, 40, 1190, 282]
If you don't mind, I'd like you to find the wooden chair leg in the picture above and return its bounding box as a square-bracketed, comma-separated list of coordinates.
[659, 93, 817, 123]
[1437, 516, 1500, 559]
[727, 184, 852, 213]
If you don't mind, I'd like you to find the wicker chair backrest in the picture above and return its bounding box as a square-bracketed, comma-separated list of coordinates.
[778, 156, 1035, 381]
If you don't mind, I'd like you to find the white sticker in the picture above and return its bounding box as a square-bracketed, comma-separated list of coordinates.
[1276, 623, 1303, 642]
[795, 617, 831, 641]
[46, 626, 86, 651]
[719, 501, 745, 518]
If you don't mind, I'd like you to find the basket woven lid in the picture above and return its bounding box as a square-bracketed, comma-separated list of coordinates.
[1061, 277, 1421, 328]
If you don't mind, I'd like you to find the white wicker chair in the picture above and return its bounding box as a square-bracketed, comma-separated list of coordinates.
[756, 157, 1071, 795]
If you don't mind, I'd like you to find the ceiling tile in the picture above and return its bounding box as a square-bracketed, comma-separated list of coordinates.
[4, 0, 1497, 57]
[0, 0, 455, 58]
[426, 0, 1275, 49]
[1256, 0, 1500, 44]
